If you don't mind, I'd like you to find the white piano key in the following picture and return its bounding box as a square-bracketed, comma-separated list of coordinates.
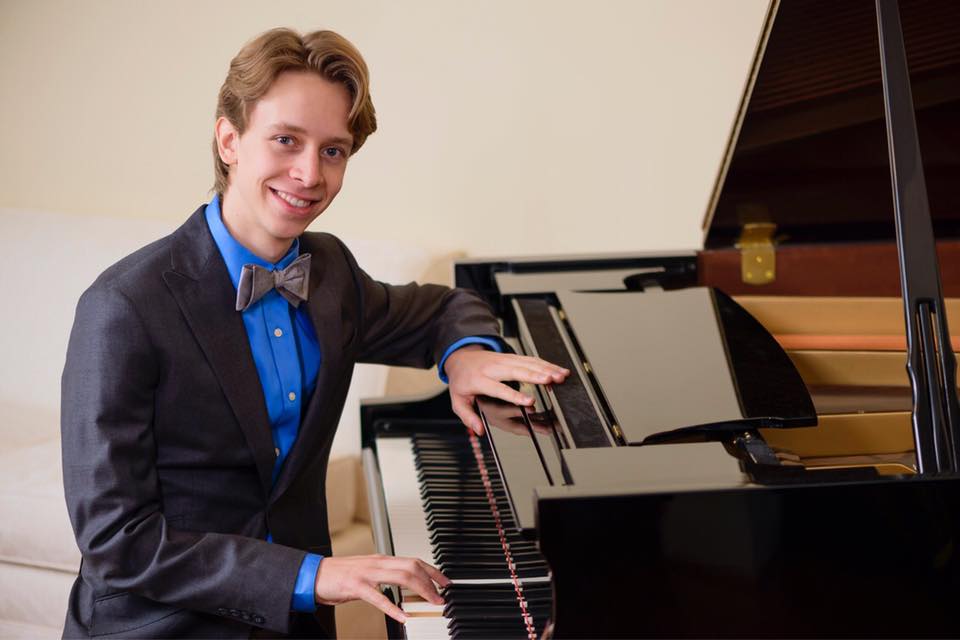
[402, 615, 451, 640]
[376, 438, 436, 564]
[400, 601, 444, 614]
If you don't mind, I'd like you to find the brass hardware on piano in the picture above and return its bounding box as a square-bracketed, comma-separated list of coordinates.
[736, 222, 777, 285]
[362, 0, 960, 637]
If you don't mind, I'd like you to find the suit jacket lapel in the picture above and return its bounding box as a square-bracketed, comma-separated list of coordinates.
[271, 236, 347, 500]
[162, 207, 276, 498]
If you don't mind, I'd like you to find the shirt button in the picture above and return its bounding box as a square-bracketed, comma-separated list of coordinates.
[274, 447, 280, 457]
[274, 328, 283, 337]
[288, 391, 296, 401]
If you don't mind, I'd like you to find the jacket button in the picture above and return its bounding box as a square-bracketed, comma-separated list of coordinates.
[254, 615, 265, 624]
[217, 607, 227, 615]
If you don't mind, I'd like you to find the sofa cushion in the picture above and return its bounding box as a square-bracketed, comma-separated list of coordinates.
[0, 618, 62, 640]
[0, 436, 80, 572]
[0, 560, 76, 630]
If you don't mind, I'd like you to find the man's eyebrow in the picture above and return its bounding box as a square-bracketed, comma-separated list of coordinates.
[267, 123, 353, 146]
[268, 122, 309, 134]
[325, 136, 355, 147]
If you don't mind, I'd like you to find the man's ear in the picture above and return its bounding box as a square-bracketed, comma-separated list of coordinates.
[215, 116, 240, 165]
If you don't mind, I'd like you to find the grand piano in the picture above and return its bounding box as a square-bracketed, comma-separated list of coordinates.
[361, 0, 960, 636]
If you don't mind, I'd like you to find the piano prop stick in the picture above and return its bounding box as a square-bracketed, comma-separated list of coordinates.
[876, 0, 960, 473]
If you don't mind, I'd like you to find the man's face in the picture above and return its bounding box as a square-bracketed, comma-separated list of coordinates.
[216, 70, 354, 261]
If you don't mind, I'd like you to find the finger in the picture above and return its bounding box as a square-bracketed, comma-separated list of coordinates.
[375, 567, 443, 605]
[452, 395, 485, 435]
[359, 584, 408, 624]
[476, 378, 535, 407]
[487, 363, 555, 385]
[487, 359, 569, 384]
[529, 359, 571, 381]
[374, 569, 443, 605]
[505, 354, 570, 377]
[451, 395, 479, 433]
[379, 557, 447, 599]
[417, 559, 451, 587]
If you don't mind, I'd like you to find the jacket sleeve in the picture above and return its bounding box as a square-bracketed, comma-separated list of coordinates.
[332, 237, 503, 367]
[60, 284, 305, 634]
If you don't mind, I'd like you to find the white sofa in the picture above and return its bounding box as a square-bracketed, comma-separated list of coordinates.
[0, 206, 442, 638]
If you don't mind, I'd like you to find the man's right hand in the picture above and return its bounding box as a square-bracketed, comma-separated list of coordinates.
[314, 555, 449, 623]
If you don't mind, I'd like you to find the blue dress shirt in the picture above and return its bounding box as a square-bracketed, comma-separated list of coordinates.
[204, 195, 498, 612]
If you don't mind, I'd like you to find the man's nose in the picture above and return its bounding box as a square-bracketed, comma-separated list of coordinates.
[290, 151, 323, 188]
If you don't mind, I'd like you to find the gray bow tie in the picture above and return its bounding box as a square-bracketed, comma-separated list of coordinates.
[235, 253, 311, 311]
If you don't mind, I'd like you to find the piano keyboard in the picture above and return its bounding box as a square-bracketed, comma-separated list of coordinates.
[377, 431, 552, 639]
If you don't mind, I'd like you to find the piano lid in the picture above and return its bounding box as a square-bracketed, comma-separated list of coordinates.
[702, 0, 960, 249]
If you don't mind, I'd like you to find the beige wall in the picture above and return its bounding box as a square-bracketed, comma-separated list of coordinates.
[0, 0, 768, 258]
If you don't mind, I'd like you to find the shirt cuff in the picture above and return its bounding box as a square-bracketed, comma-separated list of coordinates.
[291, 553, 323, 612]
[438, 336, 504, 383]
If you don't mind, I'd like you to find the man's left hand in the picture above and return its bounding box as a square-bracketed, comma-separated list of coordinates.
[443, 345, 569, 434]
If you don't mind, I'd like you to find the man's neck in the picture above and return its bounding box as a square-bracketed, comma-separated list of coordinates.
[220, 191, 292, 263]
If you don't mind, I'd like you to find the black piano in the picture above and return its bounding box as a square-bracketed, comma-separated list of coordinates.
[361, 0, 960, 636]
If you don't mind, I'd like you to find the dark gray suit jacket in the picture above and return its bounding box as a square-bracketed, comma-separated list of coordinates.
[60, 206, 499, 638]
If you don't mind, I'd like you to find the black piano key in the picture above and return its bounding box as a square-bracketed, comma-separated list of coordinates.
[442, 592, 518, 605]
[444, 593, 552, 608]
[445, 605, 541, 620]
[442, 567, 516, 579]
[449, 622, 537, 639]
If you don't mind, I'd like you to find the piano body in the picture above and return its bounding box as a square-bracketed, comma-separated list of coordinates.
[361, 0, 960, 637]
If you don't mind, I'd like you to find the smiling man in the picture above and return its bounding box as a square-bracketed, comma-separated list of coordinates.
[60, 28, 567, 639]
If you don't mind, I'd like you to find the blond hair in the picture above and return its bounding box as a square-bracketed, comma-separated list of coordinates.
[212, 28, 377, 195]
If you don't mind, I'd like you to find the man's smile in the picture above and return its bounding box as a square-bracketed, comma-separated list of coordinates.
[270, 187, 320, 211]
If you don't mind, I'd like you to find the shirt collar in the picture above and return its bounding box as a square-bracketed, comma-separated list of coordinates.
[204, 194, 300, 291]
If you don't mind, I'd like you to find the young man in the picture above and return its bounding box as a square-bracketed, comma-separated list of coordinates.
[60, 28, 567, 638]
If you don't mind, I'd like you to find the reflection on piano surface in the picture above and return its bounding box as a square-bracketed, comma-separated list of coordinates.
[362, 0, 960, 637]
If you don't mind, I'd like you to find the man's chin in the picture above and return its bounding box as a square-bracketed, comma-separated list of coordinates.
[264, 204, 314, 231]
[266, 217, 314, 244]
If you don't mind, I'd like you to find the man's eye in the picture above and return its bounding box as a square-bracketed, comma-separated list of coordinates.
[275, 136, 294, 146]
[323, 147, 344, 159]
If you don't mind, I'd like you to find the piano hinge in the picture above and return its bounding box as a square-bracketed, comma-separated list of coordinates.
[610, 423, 627, 444]
[736, 222, 777, 285]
